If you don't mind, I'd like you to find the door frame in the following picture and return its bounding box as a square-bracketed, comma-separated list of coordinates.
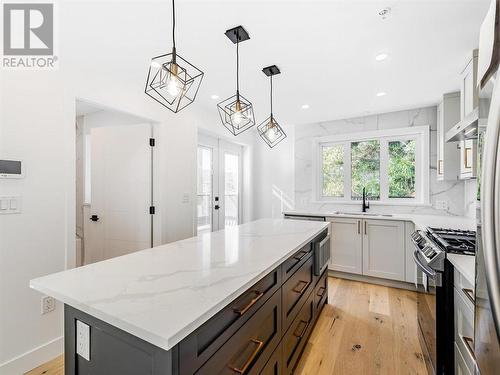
[74, 98, 162, 266]
[197, 132, 244, 233]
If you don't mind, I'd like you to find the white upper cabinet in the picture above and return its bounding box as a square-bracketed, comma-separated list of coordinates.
[458, 50, 479, 180]
[437, 92, 461, 181]
[459, 139, 477, 179]
[460, 49, 479, 120]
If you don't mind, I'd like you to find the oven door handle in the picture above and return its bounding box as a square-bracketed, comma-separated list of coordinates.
[413, 250, 436, 278]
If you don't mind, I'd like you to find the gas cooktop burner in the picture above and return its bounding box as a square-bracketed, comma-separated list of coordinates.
[427, 227, 476, 255]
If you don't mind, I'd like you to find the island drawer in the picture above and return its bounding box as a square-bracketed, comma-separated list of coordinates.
[261, 345, 282, 375]
[282, 291, 314, 375]
[196, 290, 281, 375]
[282, 255, 314, 332]
[179, 267, 281, 375]
[314, 270, 328, 316]
[282, 243, 312, 282]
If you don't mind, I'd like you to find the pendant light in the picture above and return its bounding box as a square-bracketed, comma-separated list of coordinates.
[217, 26, 255, 136]
[145, 0, 204, 113]
[258, 65, 287, 148]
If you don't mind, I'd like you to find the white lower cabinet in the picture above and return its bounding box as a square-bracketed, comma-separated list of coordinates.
[329, 218, 363, 274]
[328, 218, 406, 282]
[363, 219, 405, 281]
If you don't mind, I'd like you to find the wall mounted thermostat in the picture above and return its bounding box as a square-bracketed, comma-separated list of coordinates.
[0, 159, 24, 178]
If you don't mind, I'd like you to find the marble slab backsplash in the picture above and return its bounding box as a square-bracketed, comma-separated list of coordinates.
[294, 106, 476, 218]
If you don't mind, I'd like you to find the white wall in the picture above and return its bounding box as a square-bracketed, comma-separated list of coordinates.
[253, 126, 295, 219]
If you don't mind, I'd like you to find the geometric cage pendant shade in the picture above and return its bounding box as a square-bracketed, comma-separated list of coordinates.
[258, 114, 287, 148]
[257, 65, 287, 148]
[217, 26, 256, 136]
[144, 0, 204, 113]
[145, 49, 204, 113]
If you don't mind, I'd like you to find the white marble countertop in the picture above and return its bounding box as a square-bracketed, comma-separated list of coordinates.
[447, 254, 475, 286]
[30, 218, 329, 351]
[283, 210, 475, 231]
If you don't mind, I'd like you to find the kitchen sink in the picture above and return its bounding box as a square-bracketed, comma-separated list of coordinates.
[333, 212, 393, 217]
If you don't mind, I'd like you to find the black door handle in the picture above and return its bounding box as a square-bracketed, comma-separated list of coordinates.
[214, 205, 220, 210]
[90, 215, 99, 222]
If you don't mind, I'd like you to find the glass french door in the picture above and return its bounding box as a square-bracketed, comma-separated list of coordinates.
[197, 134, 242, 234]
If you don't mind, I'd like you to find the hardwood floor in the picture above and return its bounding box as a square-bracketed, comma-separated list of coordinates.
[295, 277, 428, 375]
[24, 355, 63, 375]
[26, 278, 427, 375]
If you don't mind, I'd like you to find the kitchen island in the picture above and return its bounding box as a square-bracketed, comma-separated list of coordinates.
[30, 218, 330, 375]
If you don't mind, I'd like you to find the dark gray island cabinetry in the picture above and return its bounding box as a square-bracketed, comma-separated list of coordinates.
[31, 219, 330, 375]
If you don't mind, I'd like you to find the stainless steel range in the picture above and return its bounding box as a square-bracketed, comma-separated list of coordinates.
[412, 227, 476, 374]
[427, 228, 476, 255]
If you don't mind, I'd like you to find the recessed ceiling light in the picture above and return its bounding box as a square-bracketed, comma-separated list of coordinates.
[376, 92, 387, 97]
[375, 53, 388, 61]
[301, 104, 310, 109]
[378, 7, 391, 19]
[210, 94, 219, 100]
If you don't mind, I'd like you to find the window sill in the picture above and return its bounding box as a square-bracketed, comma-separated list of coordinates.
[310, 200, 432, 207]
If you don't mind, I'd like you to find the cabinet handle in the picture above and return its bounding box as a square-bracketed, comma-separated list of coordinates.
[317, 286, 326, 298]
[293, 280, 309, 294]
[293, 319, 309, 339]
[461, 335, 476, 360]
[293, 250, 309, 262]
[462, 288, 475, 305]
[357, 220, 360, 234]
[233, 290, 264, 316]
[464, 147, 472, 169]
[228, 338, 264, 374]
[364, 221, 367, 235]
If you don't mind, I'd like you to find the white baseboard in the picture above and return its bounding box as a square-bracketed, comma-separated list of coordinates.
[0, 336, 63, 375]
[329, 270, 418, 291]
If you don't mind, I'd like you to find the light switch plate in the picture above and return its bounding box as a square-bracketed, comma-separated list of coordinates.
[0, 195, 21, 214]
[76, 320, 91, 361]
[182, 193, 190, 203]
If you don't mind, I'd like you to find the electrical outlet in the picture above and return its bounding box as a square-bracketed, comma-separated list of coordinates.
[41, 296, 55, 314]
[435, 200, 448, 210]
[76, 320, 91, 361]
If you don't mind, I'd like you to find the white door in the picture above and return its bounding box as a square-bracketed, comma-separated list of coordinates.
[328, 217, 363, 274]
[197, 134, 242, 234]
[85, 124, 152, 263]
[362, 219, 405, 281]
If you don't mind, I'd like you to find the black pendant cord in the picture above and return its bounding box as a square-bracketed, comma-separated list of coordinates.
[270, 75, 273, 118]
[236, 40, 240, 100]
[172, 0, 176, 53]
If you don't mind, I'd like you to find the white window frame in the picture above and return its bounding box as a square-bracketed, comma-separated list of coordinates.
[312, 126, 430, 205]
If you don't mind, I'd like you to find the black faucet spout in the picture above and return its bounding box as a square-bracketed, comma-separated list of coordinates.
[362, 187, 370, 212]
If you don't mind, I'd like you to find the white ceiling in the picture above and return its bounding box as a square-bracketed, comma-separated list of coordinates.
[65, 0, 491, 126]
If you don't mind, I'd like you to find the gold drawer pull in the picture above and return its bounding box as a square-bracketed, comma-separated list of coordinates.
[233, 291, 264, 316]
[293, 250, 309, 262]
[462, 288, 475, 305]
[293, 280, 308, 294]
[293, 319, 308, 339]
[462, 335, 476, 360]
[228, 338, 264, 374]
[317, 286, 326, 298]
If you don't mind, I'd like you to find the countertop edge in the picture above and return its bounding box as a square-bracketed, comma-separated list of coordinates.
[30, 221, 330, 351]
[447, 254, 475, 286]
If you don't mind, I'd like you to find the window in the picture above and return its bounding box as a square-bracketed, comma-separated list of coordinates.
[315, 127, 429, 204]
[322, 144, 344, 197]
[388, 140, 416, 198]
[351, 140, 380, 200]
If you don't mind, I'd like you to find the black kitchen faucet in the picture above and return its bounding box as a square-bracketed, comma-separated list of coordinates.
[362, 187, 370, 212]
